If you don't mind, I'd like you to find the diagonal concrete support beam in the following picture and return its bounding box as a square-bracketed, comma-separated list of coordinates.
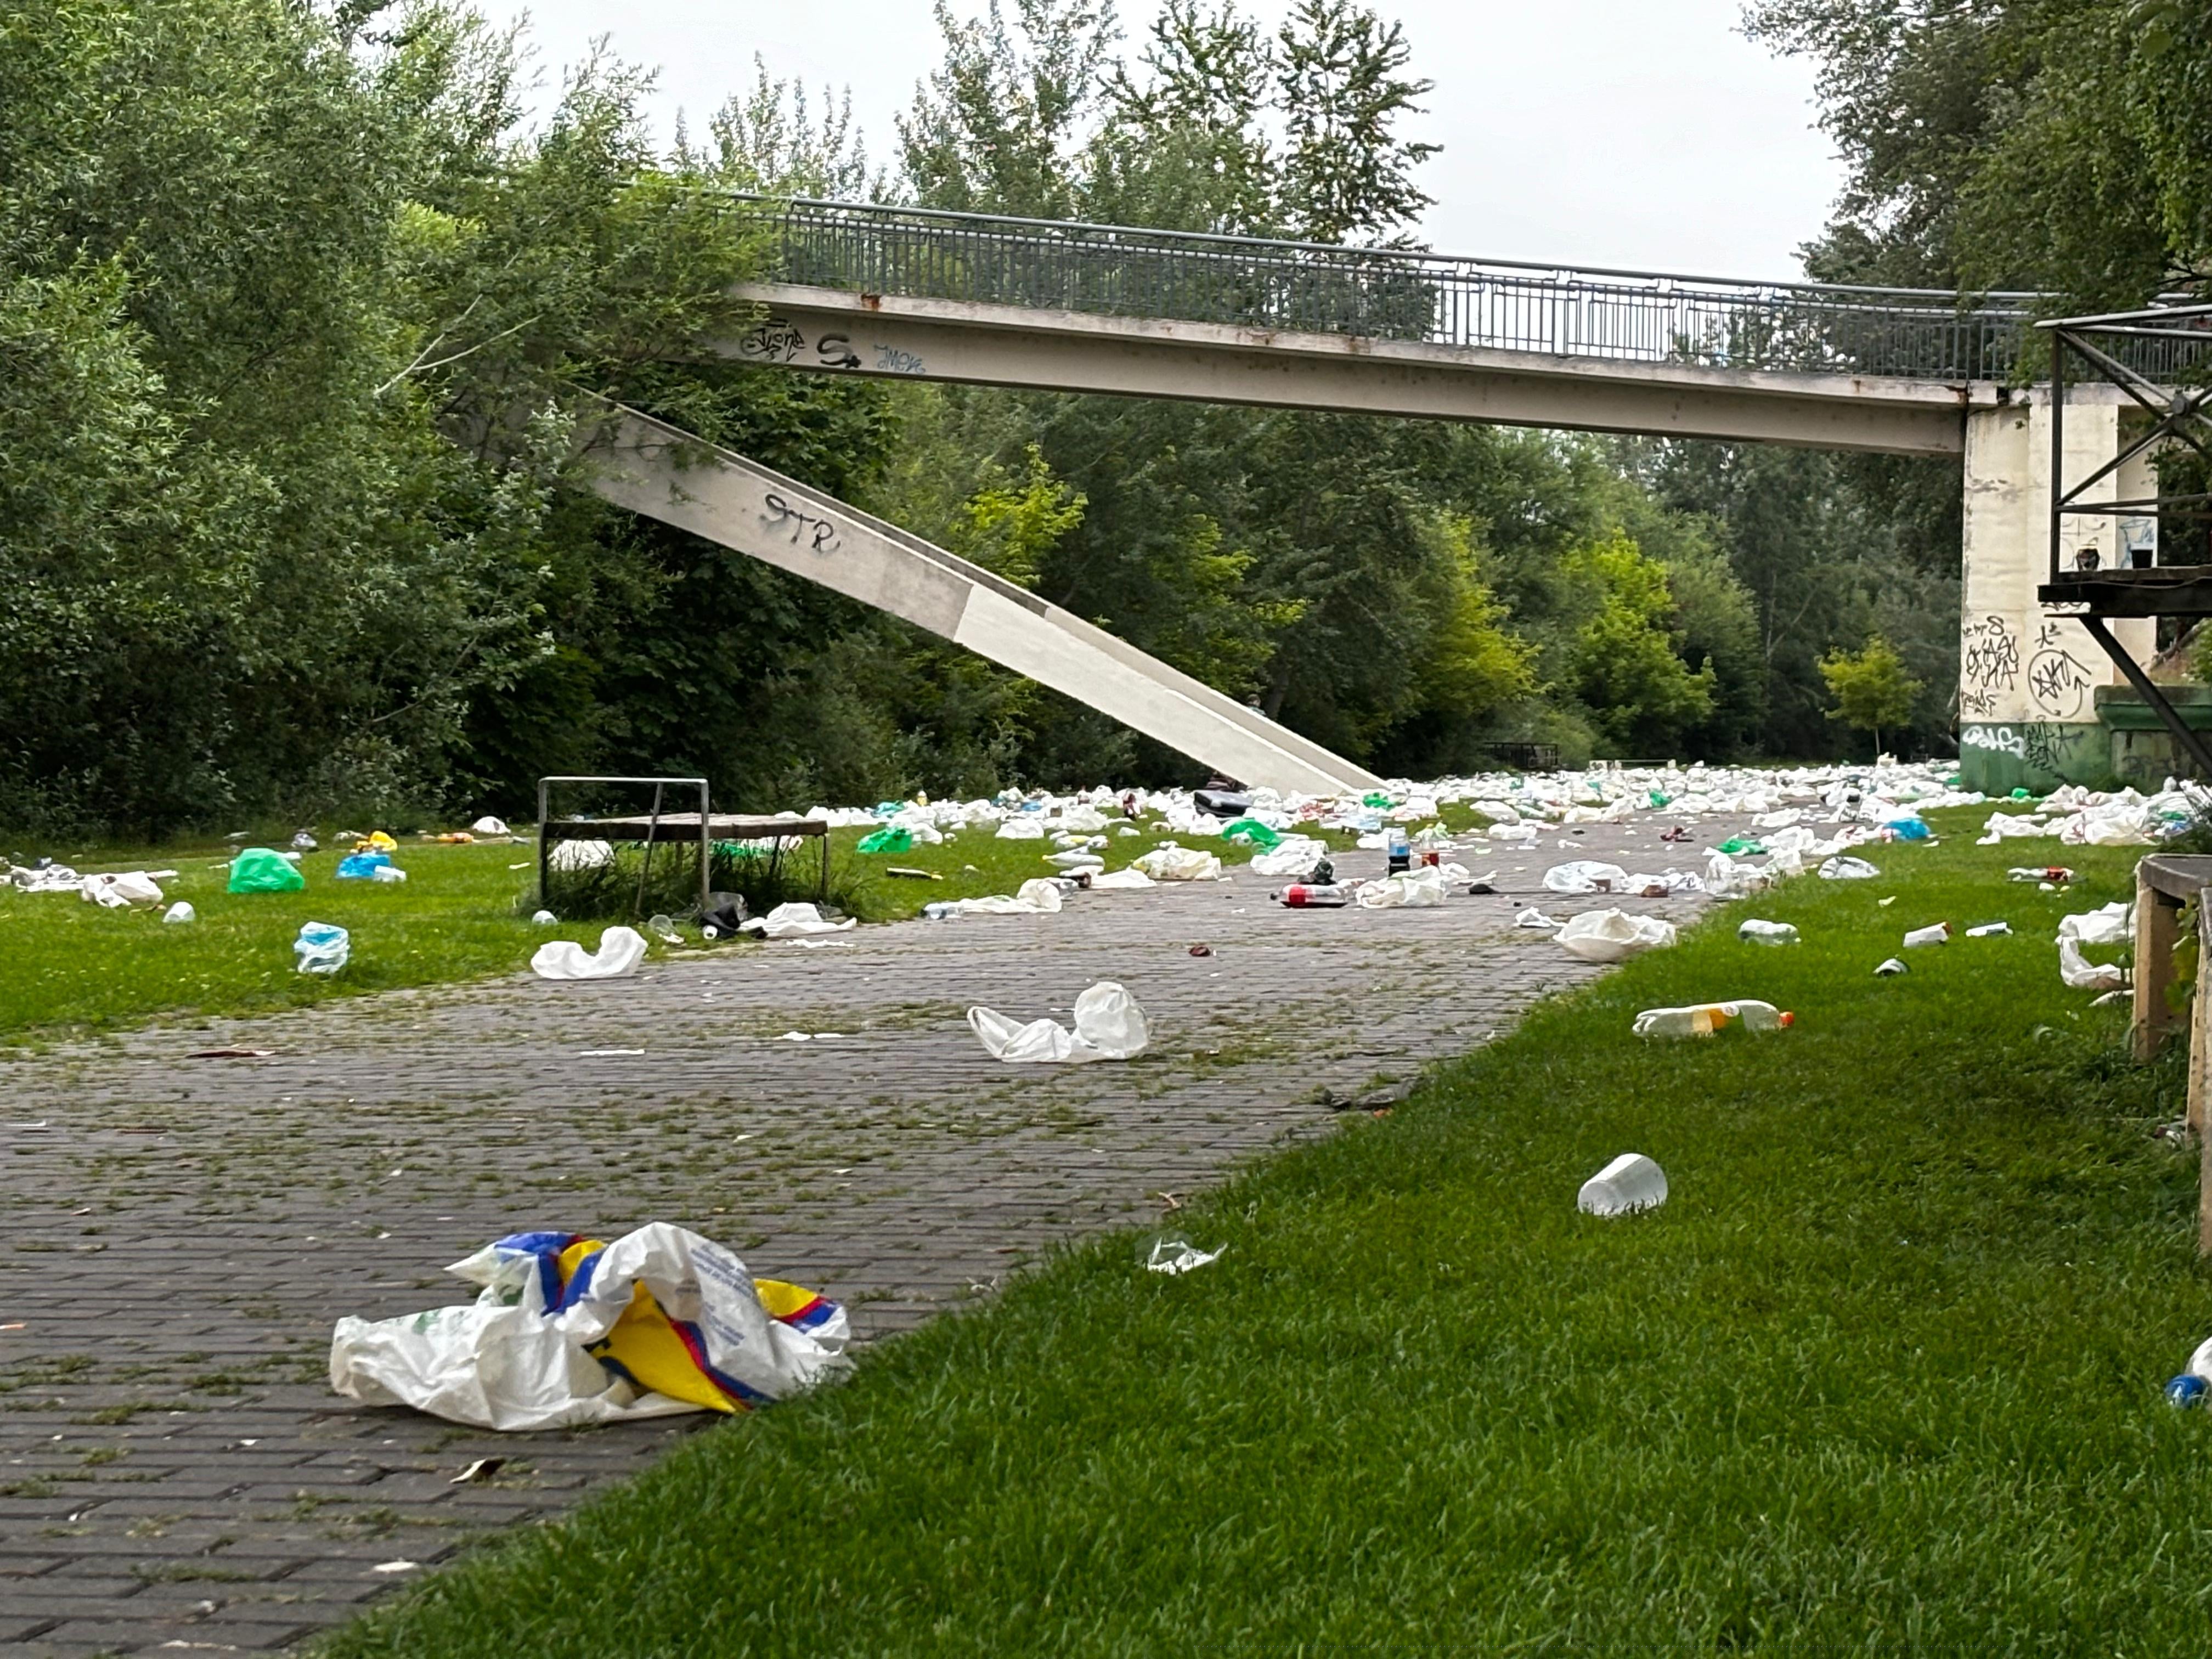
[578, 403, 1387, 797]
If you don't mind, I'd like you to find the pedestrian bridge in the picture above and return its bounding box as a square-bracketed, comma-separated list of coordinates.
[710, 196, 2149, 456]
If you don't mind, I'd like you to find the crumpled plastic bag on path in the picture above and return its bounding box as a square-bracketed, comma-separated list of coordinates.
[1542, 860, 1629, 895]
[740, 902, 858, 939]
[968, 981, 1150, 1063]
[2058, 901, 2132, 946]
[328, 1223, 850, 1431]
[1133, 844, 1222, 882]
[1556, 908, 1678, 963]
[81, 871, 163, 908]
[1356, 867, 1449, 909]
[531, 925, 648, 979]
[1086, 867, 1155, 891]
[953, 878, 1065, 915]
[2059, 938, 2129, 991]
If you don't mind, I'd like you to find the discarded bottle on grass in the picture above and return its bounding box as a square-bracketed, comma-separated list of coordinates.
[1578, 1153, 1668, 1216]
[1737, 919, 1799, 946]
[1274, 883, 1353, 908]
[1902, 922, 1952, 948]
[1964, 921, 2010, 938]
[1632, 1000, 1792, 1039]
[921, 901, 958, 921]
[2166, 1374, 2208, 1408]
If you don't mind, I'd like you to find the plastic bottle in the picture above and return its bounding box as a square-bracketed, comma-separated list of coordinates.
[1386, 827, 1411, 875]
[1901, 922, 1951, 948]
[1737, 919, 1799, 945]
[1274, 883, 1353, 908]
[1632, 1000, 1793, 1039]
[1578, 1153, 1668, 1216]
[921, 901, 957, 921]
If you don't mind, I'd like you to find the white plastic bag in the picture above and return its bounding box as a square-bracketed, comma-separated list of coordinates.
[1556, 908, 1677, 962]
[1356, 867, 1448, 909]
[1542, 860, 1629, 895]
[953, 878, 1065, 915]
[995, 816, 1046, 840]
[1133, 844, 1222, 881]
[162, 901, 196, 925]
[968, 981, 1150, 1063]
[1818, 855, 1881, 880]
[740, 902, 857, 939]
[2058, 902, 2132, 945]
[2059, 938, 2128, 990]
[1087, 866, 1155, 891]
[531, 925, 647, 979]
[81, 870, 163, 908]
[294, 922, 351, 975]
[548, 839, 613, 872]
[329, 1223, 850, 1431]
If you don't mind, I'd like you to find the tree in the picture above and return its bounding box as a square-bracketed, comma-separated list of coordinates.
[1821, 636, 1923, 758]
[1560, 532, 1718, 757]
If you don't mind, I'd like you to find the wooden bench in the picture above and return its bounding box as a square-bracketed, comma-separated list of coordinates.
[535, 776, 829, 915]
[2132, 854, 2212, 1252]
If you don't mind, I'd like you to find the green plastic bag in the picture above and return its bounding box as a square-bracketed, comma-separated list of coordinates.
[1716, 837, 1768, 856]
[1361, 792, 1393, 809]
[1219, 817, 1282, 849]
[856, 826, 913, 854]
[228, 847, 304, 894]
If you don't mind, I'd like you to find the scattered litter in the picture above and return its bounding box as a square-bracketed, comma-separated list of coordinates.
[1965, 922, 2011, 938]
[1556, 909, 1677, 962]
[371, 1560, 420, 1575]
[2091, 988, 2129, 1007]
[1632, 1000, 1791, 1038]
[530, 909, 557, 926]
[1578, 1153, 1668, 1216]
[2166, 1375, 2208, 1407]
[1901, 923, 1951, 948]
[81, 870, 164, 908]
[1146, 1238, 1224, 1275]
[1357, 867, 1449, 908]
[328, 1223, 850, 1430]
[449, 1457, 505, 1485]
[228, 847, 304, 894]
[2058, 902, 2132, 946]
[1874, 957, 1909, 976]
[187, 1047, 276, 1059]
[162, 902, 195, 925]
[856, 826, 913, 854]
[293, 922, 350, 976]
[968, 981, 1150, 1064]
[578, 1048, 645, 1057]
[946, 879, 1065, 917]
[1819, 856, 1881, 880]
[2010, 866, 2074, 884]
[1188, 943, 1214, 957]
[336, 851, 392, 881]
[1133, 844, 1222, 882]
[548, 839, 613, 872]
[1878, 895, 1897, 907]
[1087, 867, 1155, 891]
[2059, 938, 2129, 991]
[741, 902, 858, 938]
[1737, 918, 1799, 945]
[885, 866, 940, 880]
[473, 816, 509, 836]
[1542, 860, 1629, 895]
[292, 829, 319, 851]
[646, 913, 683, 945]
[1274, 882, 1352, 907]
[1514, 907, 1562, 929]
[531, 926, 648, 980]
[784, 938, 854, 949]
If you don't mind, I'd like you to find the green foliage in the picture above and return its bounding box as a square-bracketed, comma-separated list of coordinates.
[949, 445, 1087, 589]
[1821, 635, 1925, 755]
[1561, 533, 1719, 757]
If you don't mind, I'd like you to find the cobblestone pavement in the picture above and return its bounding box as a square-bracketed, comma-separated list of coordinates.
[0, 820, 1737, 1654]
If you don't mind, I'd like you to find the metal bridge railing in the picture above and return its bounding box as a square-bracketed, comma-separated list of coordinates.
[727, 195, 2069, 383]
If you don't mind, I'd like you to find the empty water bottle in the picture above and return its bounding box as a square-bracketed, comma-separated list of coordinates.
[1386, 827, 1411, 875]
[1737, 918, 1799, 945]
[1632, 1000, 1793, 1039]
[1578, 1153, 1668, 1216]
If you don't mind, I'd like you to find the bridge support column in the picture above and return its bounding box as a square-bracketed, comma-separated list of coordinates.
[1958, 391, 2156, 792]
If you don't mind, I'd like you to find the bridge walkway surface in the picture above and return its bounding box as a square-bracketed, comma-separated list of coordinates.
[0, 819, 1744, 1655]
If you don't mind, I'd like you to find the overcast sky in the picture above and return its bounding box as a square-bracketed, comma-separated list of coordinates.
[470, 0, 1844, 280]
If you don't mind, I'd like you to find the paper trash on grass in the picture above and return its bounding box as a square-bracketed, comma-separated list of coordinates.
[1578, 1153, 1668, 1217]
[328, 1222, 849, 1431]
[1146, 1238, 1224, 1275]
[531, 926, 647, 980]
[969, 981, 1149, 1064]
[2059, 938, 2129, 991]
[1556, 908, 1677, 963]
[161, 901, 195, 925]
[2058, 902, 2132, 946]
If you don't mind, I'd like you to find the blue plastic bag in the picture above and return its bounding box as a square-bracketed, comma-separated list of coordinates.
[335, 851, 391, 879]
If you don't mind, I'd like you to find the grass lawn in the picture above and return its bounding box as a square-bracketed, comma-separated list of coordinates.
[0, 812, 1331, 1042]
[318, 811, 2212, 1655]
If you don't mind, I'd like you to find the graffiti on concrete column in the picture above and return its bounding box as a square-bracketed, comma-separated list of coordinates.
[1959, 613, 2021, 716]
[1961, 721, 2073, 774]
[2026, 622, 2095, 719]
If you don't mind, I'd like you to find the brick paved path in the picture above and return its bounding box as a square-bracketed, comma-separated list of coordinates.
[0, 820, 1734, 1654]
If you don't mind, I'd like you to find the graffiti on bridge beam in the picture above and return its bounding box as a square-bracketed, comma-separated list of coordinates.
[760, 492, 841, 554]
[1959, 613, 2020, 718]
